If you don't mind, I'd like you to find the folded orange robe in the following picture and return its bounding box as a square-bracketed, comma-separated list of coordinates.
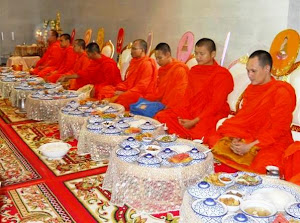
[71, 54, 121, 94]
[211, 77, 296, 174]
[144, 59, 189, 109]
[155, 61, 233, 142]
[98, 56, 158, 110]
[46, 46, 78, 83]
[32, 41, 62, 75]
[283, 141, 300, 182]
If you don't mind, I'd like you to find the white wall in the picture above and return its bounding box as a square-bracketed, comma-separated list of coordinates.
[0, 0, 292, 66]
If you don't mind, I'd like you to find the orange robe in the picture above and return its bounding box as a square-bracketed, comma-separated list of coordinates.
[98, 56, 158, 110]
[144, 59, 189, 109]
[45, 46, 78, 83]
[71, 54, 121, 94]
[155, 61, 233, 142]
[211, 78, 296, 174]
[283, 141, 300, 182]
[32, 41, 62, 75]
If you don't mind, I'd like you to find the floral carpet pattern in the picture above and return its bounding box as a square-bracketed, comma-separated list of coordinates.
[64, 174, 180, 223]
[0, 99, 30, 124]
[0, 129, 41, 186]
[12, 122, 108, 176]
[0, 183, 74, 222]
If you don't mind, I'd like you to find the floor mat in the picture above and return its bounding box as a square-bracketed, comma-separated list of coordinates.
[64, 173, 180, 223]
[0, 129, 41, 187]
[0, 99, 30, 124]
[0, 183, 75, 222]
[12, 122, 108, 176]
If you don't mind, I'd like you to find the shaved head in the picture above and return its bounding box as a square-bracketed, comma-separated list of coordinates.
[155, 42, 171, 55]
[249, 50, 273, 70]
[60, 33, 71, 41]
[86, 42, 100, 54]
[195, 38, 216, 53]
[133, 39, 147, 53]
[74, 39, 86, 50]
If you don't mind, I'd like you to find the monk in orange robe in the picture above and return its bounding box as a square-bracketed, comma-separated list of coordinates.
[48, 39, 90, 84]
[144, 42, 189, 109]
[58, 42, 121, 96]
[210, 50, 296, 174]
[283, 141, 300, 183]
[155, 38, 233, 143]
[41, 33, 77, 81]
[31, 30, 62, 75]
[98, 39, 158, 110]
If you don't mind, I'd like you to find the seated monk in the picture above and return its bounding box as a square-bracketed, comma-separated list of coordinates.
[44, 34, 78, 83]
[42, 33, 77, 81]
[47, 39, 90, 85]
[58, 42, 121, 96]
[155, 38, 233, 143]
[98, 39, 158, 110]
[31, 30, 63, 75]
[143, 42, 189, 110]
[210, 50, 296, 174]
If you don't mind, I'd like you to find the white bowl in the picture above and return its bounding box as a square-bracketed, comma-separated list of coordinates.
[144, 145, 162, 155]
[39, 142, 71, 159]
[241, 200, 277, 219]
[218, 173, 235, 185]
[218, 194, 242, 212]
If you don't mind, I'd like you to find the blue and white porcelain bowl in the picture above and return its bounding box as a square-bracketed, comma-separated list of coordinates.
[119, 113, 135, 120]
[192, 198, 228, 222]
[240, 200, 277, 222]
[62, 105, 75, 112]
[188, 159, 204, 166]
[141, 137, 153, 145]
[156, 134, 177, 146]
[116, 145, 140, 156]
[117, 154, 139, 163]
[188, 181, 223, 199]
[102, 125, 122, 134]
[116, 120, 130, 129]
[103, 106, 118, 114]
[87, 123, 103, 131]
[222, 213, 258, 223]
[285, 202, 300, 219]
[161, 158, 173, 167]
[187, 147, 207, 160]
[68, 100, 79, 108]
[137, 153, 162, 167]
[88, 116, 103, 124]
[157, 148, 177, 159]
[68, 109, 84, 116]
[21, 86, 33, 90]
[120, 137, 141, 148]
[139, 121, 157, 130]
[235, 172, 262, 187]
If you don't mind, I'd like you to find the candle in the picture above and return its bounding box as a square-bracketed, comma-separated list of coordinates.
[1, 32, 3, 41]
[11, 32, 15, 41]
[220, 32, 231, 67]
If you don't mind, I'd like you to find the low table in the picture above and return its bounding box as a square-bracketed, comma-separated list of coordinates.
[102, 139, 214, 213]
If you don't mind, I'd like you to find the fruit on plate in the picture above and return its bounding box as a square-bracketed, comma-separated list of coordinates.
[168, 153, 193, 163]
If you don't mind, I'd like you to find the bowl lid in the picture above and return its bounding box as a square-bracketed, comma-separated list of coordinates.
[88, 116, 103, 124]
[120, 137, 141, 148]
[188, 181, 222, 199]
[187, 147, 206, 160]
[192, 198, 227, 217]
[102, 125, 121, 134]
[157, 148, 178, 159]
[285, 202, 300, 218]
[137, 153, 162, 165]
[139, 121, 157, 130]
[103, 106, 118, 113]
[87, 123, 103, 130]
[222, 213, 258, 223]
[116, 145, 140, 156]
[116, 120, 130, 129]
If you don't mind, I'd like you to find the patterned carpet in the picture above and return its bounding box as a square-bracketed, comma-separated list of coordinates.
[12, 122, 108, 176]
[0, 99, 30, 124]
[1, 183, 74, 222]
[0, 129, 41, 186]
[64, 173, 180, 223]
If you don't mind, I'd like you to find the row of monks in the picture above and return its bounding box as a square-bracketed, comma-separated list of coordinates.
[30, 29, 299, 184]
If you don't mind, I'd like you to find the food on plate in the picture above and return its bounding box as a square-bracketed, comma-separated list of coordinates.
[168, 153, 192, 163]
[124, 127, 141, 134]
[236, 173, 261, 186]
[226, 191, 243, 198]
[220, 177, 232, 182]
[244, 207, 271, 217]
[135, 133, 153, 141]
[123, 112, 134, 117]
[204, 173, 226, 187]
[158, 135, 172, 142]
[219, 197, 240, 206]
[100, 113, 116, 119]
[147, 146, 159, 151]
